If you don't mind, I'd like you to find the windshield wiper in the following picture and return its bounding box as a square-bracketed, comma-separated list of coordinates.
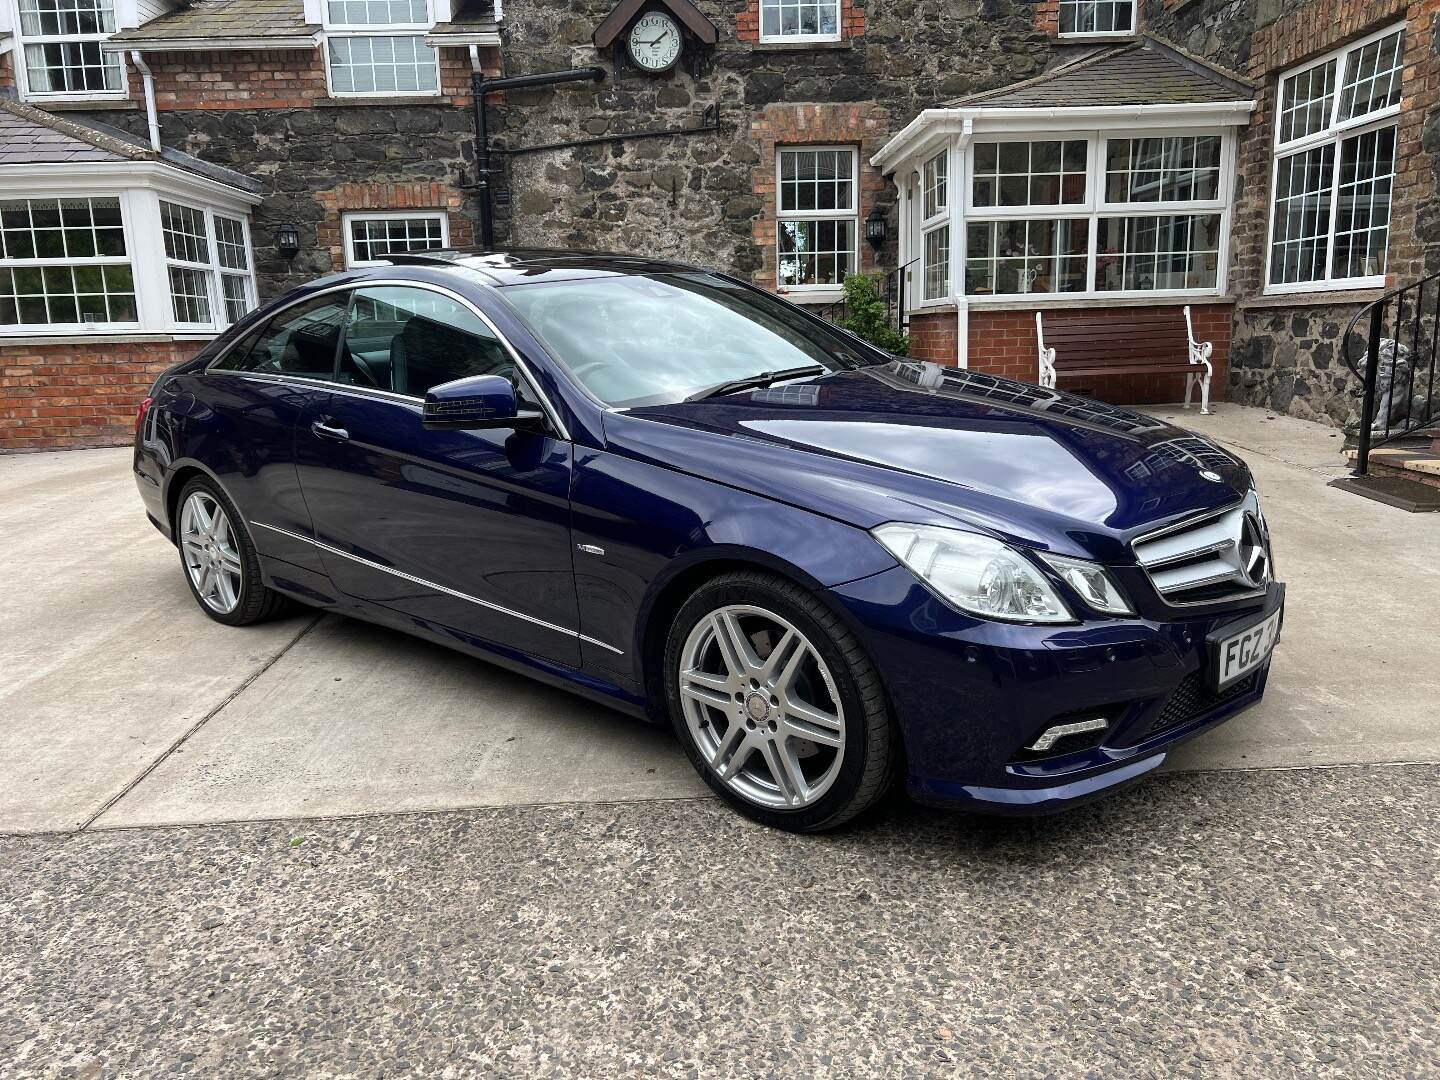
[685, 365, 826, 402]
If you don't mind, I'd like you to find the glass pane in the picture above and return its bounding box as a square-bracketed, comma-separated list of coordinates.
[1098, 213, 1222, 291]
[1338, 30, 1405, 122]
[923, 226, 949, 300]
[1279, 59, 1336, 143]
[216, 293, 348, 375]
[1331, 126, 1396, 280]
[1268, 144, 1335, 285]
[347, 215, 445, 265]
[328, 34, 437, 94]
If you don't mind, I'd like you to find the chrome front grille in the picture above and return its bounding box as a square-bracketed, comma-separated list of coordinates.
[1132, 493, 1271, 607]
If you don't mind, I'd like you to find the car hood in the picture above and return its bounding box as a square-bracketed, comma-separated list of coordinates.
[603, 362, 1252, 563]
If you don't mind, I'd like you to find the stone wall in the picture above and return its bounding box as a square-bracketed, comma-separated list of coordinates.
[75, 46, 497, 301]
[487, 0, 1049, 284]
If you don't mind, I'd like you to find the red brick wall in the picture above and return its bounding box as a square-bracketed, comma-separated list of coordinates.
[1, 339, 206, 451]
[737, 0, 864, 43]
[140, 46, 480, 110]
[749, 102, 890, 293]
[909, 303, 1233, 405]
[315, 181, 476, 272]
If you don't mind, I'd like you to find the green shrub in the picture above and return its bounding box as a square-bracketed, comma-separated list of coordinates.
[837, 272, 909, 356]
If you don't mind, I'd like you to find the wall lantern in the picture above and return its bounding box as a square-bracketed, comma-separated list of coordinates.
[865, 205, 888, 252]
[275, 224, 301, 260]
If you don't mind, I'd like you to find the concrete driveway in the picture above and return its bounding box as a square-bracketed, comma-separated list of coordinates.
[2, 405, 1437, 836]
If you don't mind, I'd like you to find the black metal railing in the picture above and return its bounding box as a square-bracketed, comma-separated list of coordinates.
[1344, 270, 1440, 475]
[813, 259, 917, 337]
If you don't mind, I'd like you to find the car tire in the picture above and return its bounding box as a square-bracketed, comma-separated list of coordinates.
[174, 476, 291, 627]
[664, 569, 901, 832]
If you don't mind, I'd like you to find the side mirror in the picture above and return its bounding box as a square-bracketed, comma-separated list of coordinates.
[422, 374, 547, 431]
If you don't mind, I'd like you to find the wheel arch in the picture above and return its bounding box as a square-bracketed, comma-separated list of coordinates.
[162, 459, 230, 545]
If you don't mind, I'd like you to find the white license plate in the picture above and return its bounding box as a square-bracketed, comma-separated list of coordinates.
[1213, 608, 1282, 690]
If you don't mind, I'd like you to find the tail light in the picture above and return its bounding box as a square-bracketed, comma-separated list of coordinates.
[135, 396, 153, 441]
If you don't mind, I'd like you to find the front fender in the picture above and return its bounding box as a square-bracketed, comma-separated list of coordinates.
[569, 446, 896, 693]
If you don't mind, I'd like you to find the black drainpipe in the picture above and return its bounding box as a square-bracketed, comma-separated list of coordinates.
[472, 67, 607, 250]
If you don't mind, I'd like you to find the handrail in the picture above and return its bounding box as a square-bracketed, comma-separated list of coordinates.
[1343, 268, 1440, 474]
[812, 257, 920, 334]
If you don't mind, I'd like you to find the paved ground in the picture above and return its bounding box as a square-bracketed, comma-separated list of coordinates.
[3, 767, 1438, 1078]
[2, 403, 1439, 1076]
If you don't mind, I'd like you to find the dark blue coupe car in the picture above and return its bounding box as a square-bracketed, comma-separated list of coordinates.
[133, 249, 1282, 831]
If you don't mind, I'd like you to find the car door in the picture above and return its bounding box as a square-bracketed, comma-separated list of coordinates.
[190, 290, 352, 578]
[293, 283, 582, 668]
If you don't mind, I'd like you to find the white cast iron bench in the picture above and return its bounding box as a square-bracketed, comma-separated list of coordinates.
[1034, 305, 1214, 413]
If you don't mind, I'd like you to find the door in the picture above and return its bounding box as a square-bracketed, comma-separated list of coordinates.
[191, 290, 351, 575]
[294, 284, 581, 668]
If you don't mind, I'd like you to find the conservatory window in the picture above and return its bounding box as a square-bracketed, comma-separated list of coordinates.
[0, 196, 135, 327]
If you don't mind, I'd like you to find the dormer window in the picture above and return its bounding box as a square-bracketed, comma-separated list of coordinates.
[324, 0, 440, 96]
[1058, 0, 1134, 37]
[15, 0, 125, 99]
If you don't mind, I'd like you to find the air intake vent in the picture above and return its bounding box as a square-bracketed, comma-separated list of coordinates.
[1132, 493, 1270, 607]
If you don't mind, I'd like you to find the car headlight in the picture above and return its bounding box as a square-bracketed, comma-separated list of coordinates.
[871, 523, 1072, 623]
[1037, 553, 1133, 616]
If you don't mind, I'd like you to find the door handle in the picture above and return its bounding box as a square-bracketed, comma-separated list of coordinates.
[311, 418, 349, 441]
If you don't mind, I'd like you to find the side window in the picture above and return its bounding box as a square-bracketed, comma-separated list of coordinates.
[212, 293, 349, 377]
[340, 286, 515, 397]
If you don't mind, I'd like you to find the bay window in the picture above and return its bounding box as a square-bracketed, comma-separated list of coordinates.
[1267, 25, 1404, 291]
[15, 0, 124, 99]
[776, 147, 858, 293]
[759, 0, 840, 42]
[160, 200, 258, 329]
[943, 131, 1231, 301]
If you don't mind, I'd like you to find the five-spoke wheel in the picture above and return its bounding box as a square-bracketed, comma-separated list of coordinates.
[180, 489, 244, 615]
[173, 477, 290, 626]
[666, 571, 899, 832]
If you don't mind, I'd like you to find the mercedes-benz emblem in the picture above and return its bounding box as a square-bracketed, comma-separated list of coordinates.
[1200, 469, 1224, 483]
[1236, 512, 1269, 588]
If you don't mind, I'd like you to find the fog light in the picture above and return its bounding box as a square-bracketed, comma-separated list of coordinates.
[1027, 717, 1109, 753]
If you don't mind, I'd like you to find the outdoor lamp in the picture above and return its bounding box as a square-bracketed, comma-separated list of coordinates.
[865, 205, 888, 251]
[275, 224, 301, 259]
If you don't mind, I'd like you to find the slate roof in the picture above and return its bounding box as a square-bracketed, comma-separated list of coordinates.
[0, 98, 262, 195]
[107, 0, 316, 48]
[945, 36, 1255, 109]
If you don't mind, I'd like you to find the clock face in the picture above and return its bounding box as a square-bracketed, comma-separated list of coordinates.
[627, 12, 682, 73]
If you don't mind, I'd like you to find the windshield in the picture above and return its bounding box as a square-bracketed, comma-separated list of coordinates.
[498, 271, 885, 407]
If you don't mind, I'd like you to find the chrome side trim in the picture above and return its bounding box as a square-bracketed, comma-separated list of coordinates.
[204, 276, 571, 441]
[251, 520, 624, 655]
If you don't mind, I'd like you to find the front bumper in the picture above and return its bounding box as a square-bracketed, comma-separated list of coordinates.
[831, 567, 1284, 815]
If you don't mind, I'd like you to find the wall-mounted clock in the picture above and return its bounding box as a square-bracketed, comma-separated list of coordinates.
[626, 10, 682, 74]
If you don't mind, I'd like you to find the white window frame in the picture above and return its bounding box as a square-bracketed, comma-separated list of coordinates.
[342, 209, 449, 267]
[1263, 22, 1406, 295]
[758, 0, 842, 43]
[774, 144, 860, 299]
[321, 0, 441, 98]
[1057, 0, 1135, 38]
[919, 146, 952, 303]
[11, 0, 128, 102]
[955, 129, 1233, 302]
[0, 192, 140, 332]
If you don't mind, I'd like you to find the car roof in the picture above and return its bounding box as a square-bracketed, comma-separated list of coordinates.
[381, 247, 706, 287]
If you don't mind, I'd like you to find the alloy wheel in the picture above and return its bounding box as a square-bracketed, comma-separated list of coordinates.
[179, 490, 243, 615]
[678, 604, 846, 810]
